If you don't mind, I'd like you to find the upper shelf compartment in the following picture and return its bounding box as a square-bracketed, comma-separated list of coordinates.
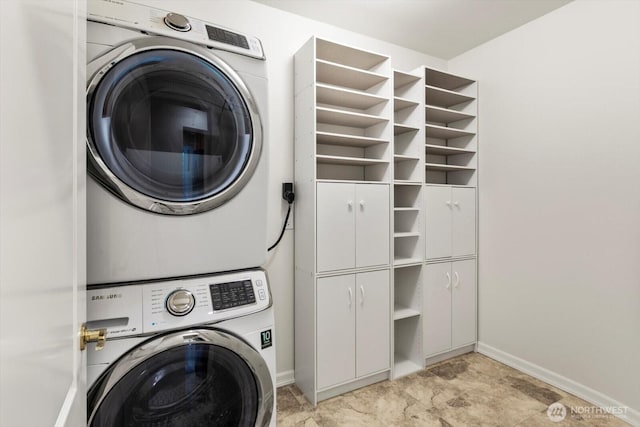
[317, 38, 388, 71]
[317, 60, 388, 92]
[425, 68, 474, 91]
[425, 86, 474, 108]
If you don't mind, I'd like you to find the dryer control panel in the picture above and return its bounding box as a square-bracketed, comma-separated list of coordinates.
[87, 269, 271, 339]
[87, 0, 265, 59]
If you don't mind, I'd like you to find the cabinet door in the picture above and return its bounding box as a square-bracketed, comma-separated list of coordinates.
[317, 275, 356, 389]
[355, 270, 390, 377]
[425, 186, 453, 259]
[452, 187, 476, 257]
[424, 262, 452, 356]
[355, 184, 390, 268]
[451, 259, 477, 348]
[317, 183, 355, 272]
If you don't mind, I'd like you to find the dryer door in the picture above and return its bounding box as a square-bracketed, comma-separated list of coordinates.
[87, 36, 263, 215]
[87, 329, 274, 427]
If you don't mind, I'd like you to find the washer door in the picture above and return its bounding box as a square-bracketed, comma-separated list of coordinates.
[87, 329, 273, 427]
[87, 36, 262, 215]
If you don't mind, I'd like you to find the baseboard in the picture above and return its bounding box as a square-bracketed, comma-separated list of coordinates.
[276, 369, 295, 388]
[477, 342, 639, 427]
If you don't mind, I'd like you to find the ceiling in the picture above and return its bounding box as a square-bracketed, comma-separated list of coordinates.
[253, 0, 572, 59]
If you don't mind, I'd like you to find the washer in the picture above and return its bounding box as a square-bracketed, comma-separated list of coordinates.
[86, 269, 276, 426]
[86, 0, 269, 284]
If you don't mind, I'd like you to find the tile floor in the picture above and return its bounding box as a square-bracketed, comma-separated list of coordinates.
[276, 352, 630, 426]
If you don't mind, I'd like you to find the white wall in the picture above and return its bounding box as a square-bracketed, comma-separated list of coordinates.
[144, 0, 444, 382]
[449, 0, 640, 418]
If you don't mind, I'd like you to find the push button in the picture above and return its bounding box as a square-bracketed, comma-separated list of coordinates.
[258, 289, 266, 300]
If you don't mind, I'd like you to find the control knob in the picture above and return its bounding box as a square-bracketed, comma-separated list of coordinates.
[166, 289, 195, 316]
[164, 12, 191, 32]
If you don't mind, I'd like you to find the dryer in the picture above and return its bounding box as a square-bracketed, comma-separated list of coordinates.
[86, 0, 269, 284]
[86, 269, 275, 426]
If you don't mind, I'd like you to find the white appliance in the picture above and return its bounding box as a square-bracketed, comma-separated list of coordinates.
[86, 269, 276, 426]
[86, 0, 269, 284]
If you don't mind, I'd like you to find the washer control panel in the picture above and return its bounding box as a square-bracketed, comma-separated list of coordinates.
[87, 269, 271, 338]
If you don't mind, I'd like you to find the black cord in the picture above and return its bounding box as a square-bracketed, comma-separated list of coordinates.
[268, 203, 292, 251]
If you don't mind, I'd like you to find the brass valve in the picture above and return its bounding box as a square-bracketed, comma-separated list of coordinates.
[80, 323, 107, 351]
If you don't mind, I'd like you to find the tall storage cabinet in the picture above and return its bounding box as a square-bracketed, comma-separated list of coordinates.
[294, 37, 392, 405]
[421, 67, 478, 360]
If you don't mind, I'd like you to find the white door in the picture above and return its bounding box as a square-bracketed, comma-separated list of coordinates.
[425, 186, 453, 259]
[424, 262, 452, 356]
[0, 1, 86, 426]
[452, 187, 476, 257]
[452, 259, 477, 348]
[355, 184, 390, 268]
[316, 275, 355, 389]
[355, 270, 390, 377]
[317, 183, 355, 272]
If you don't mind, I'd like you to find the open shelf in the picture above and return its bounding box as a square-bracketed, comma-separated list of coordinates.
[394, 96, 419, 111]
[317, 131, 387, 148]
[425, 144, 475, 156]
[425, 124, 475, 140]
[394, 71, 421, 89]
[394, 154, 420, 162]
[394, 304, 421, 321]
[394, 232, 420, 238]
[317, 83, 387, 110]
[394, 124, 419, 135]
[393, 355, 423, 378]
[425, 68, 474, 91]
[317, 38, 388, 71]
[317, 107, 388, 128]
[394, 207, 420, 212]
[425, 85, 475, 108]
[317, 59, 388, 91]
[425, 163, 476, 172]
[393, 258, 423, 267]
[393, 180, 422, 186]
[317, 155, 388, 166]
[426, 105, 475, 124]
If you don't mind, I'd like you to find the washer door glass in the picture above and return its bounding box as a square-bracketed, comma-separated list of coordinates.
[88, 344, 259, 426]
[88, 48, 258, 210]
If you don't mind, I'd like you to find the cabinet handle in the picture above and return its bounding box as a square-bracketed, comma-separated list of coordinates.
[445, 272, 451, 289]
[359, 200, 365, 209]
[347, 200, 353, 210]
[348, 287, 353, 308]
[454, 201, 460, 208]
[360, 285, 365, 304]
[446, 200, 452, 208]
[453, 271, 460, 288]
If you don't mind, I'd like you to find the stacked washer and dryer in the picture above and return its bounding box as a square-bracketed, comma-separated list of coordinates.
[85, 1, 275, 425]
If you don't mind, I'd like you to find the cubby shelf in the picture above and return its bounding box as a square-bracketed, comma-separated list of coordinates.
[394, 304, 421, 321]
[317, 107, 388, 128]
[425, 163, 475, 172]
[393, 356, 423, 378]
[393, 180, 422, 186]
[317, 59, 388, 91]
[316, 131, 388, 148]
[316, 155, 388, 166]
[394, 123, 419, 135]
[425, 68, 474, 90]
[394, 154, 420, 162]
[394, 71, 421, 89]
[394, 232, 420, 238]
[426, 105, 475, 124]
[317, 83, 387, 110]
[425, 85, 474, 108]
[425, 144, 475, 156]
[393, 256, 423, 266]
[394, 207, 420, 212]
[394, 96, 419, 111]
[425, 124, 475, 139]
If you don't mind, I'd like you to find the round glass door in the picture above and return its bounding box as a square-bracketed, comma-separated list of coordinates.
[87, 41, 262, 215]
[89, 344, 259, 426]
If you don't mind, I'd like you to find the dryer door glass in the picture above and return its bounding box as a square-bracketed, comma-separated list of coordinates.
[88, 344, 259, 426]
[88, 48, 260, 212]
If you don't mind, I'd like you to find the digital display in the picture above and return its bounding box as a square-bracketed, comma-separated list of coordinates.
[210, 280, 256, 310]
[205, 25, 249, 49]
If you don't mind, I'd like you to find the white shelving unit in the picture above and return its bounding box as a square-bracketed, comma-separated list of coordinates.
[423, 67, 477, 186]
[422, 67, 478, 364]
[392, 69, 424, 379]
[294, 37, 392, 406]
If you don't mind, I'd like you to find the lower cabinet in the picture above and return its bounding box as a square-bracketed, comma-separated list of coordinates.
[317, 269, 390, 390]
[424, 259, 476, 357]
